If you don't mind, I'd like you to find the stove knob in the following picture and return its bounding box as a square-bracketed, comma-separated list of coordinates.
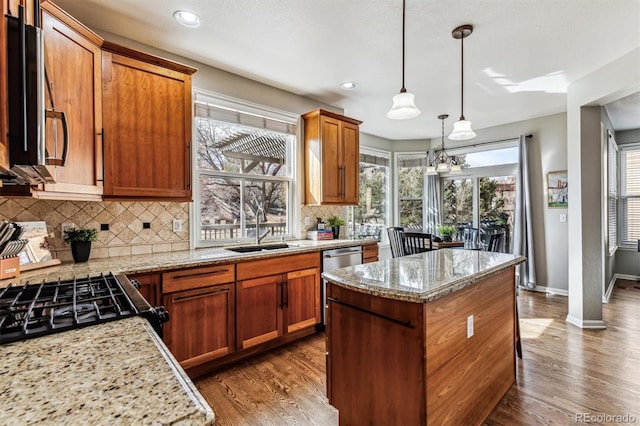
[153, 306, 170, 324]
[130, 279, 141, 290]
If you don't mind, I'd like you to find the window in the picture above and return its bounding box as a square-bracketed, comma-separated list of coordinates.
[397, 154, 426, 228]
[607, 131, 618, 254]
[193, 92, 297, 246]
[441, 143, 518, 250]
[620, 143, 640, 246]
[348, 149, 391, 242]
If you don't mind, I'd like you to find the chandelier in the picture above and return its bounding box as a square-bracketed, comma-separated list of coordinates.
[426, 114, 463, 175]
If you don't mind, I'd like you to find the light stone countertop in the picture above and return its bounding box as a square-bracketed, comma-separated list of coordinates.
[1, 238, 377, 287]
[0, 316, 214, 425]
[322, 249, 526, 303]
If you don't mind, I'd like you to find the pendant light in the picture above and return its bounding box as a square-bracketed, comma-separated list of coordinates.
[386, 0, 421, 120]
[449, 25, 476, 140]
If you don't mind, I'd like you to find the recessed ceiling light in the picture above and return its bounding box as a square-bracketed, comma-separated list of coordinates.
[340, 81, 357, 90]
[173, 10, 201, 28]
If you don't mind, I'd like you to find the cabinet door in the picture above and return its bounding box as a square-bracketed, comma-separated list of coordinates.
[127, 272, 160, 305]
[163, 284, 235, 368]
[285, 267, 321, 333]
[320, 115, 342, 203]
[41, 6, 103, 197]
[102, 53, 192, 200]
[341, 121, 360, 205]
[236, 274, 283, 350]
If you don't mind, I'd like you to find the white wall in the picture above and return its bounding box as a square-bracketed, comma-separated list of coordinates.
[566, 47, 640, 328]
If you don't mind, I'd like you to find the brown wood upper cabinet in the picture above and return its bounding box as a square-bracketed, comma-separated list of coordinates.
[102, 42, 197, 201]
[303, 109, 362, 205]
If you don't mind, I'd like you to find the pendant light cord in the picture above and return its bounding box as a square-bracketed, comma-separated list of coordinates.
[400, 0, 407, 93]
[460, 34, 465, 121]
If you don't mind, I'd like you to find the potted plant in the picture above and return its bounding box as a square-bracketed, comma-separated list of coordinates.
[436, 225, 457, 242]
[63, 227, 98, 263]
[327, 216, 346, 239]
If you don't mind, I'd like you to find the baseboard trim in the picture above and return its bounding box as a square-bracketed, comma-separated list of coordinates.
[616, 273, 640, 281]
[566, 315, 607, 329]
[520, 285, 568, 297]
[603, 274, 621, 303]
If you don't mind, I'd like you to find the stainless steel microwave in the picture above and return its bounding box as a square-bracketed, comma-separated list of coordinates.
[1, 4, 67, 186]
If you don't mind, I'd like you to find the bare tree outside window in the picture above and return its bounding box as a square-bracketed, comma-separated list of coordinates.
[196, 117, 292, 242]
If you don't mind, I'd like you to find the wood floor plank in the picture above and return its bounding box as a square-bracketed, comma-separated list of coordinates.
[195, 282, 640, 425]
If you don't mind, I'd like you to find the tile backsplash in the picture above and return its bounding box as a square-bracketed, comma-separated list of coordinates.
[0, 198, 189, 262]
[0, 197, 347, 261]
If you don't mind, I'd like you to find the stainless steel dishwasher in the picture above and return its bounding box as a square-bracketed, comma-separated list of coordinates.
[321, 246, 363, 326]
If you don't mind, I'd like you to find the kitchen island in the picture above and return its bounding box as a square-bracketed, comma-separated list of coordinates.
[322, 249, 526, 426]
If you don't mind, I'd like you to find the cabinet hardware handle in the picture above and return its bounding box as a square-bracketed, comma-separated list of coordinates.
[44, 110, 69, 167]
[279, 281, 284, 309]
[342, 166, 346, 197]
[327, 297, 414, 329]
[98, 128, 105, 182]
[19, 6, 27, 152]
[283, 281, 288, 308]
[172, 269, 230, 279]
[174, 289, 227, 302]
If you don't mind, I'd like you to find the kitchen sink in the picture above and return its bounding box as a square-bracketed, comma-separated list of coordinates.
[225, 243, 298, 253]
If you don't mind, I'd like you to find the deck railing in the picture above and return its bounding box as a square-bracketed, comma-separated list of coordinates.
[201, 222, 287, 241]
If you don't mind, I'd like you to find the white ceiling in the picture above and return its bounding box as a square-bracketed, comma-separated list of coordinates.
[54, 0, 640, 140]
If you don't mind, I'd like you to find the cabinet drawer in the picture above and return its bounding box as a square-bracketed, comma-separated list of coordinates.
[163, 264, 235, 293]
[236, 252, 320, 281]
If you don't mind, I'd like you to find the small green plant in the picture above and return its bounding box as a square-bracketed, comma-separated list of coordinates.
[63, 227, 98, 244]
[437, 225, 457, 237]
[327, 216, 346, 227]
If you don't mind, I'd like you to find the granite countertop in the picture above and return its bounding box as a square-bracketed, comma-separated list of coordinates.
[0, 317, 214, 425]
[322, 249, 526, 303]
[1, 238, 377, 287]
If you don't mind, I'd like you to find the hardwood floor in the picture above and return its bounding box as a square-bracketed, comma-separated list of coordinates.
[195, 282, 640, 425]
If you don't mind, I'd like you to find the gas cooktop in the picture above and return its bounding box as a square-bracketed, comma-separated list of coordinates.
[0, 273, 150, 344]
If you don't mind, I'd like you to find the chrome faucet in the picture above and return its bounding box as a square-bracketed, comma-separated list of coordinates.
[255, 205, 270, 245]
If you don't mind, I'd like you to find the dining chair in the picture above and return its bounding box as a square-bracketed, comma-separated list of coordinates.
[461, 227, 479, 244]
[387, 227, 406, 258]
[487, 233, 504, 252]
[403, 232, 433, 254]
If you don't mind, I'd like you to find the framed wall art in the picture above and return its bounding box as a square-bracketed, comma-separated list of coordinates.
[547, 170, 568, 208]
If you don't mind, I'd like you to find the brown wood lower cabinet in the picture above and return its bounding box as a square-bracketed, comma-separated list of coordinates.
[236, 274, 283, 350]
[362, 243, 379, 263]
[127, 272, 160, 306]
[237, 267, 321, 350]
[163, 284, 235, 369]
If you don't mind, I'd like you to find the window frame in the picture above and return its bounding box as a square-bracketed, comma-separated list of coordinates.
[606, 130, 618, 255]
[619, 142, 640, 249]
[191, 89, 299, 248]
[347, 146, 392, 243]
[394, 151, 428, 229]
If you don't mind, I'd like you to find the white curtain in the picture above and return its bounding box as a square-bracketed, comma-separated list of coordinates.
[513, 135, 536, 289]
[425, 150, 441, 234]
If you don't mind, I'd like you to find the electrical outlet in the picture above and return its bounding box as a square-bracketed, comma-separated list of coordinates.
[467, 315, 474, 338]
[61, 222, 76, 235]
[560, 214, 567, 222]
[172, 219, 182, 233]
[304, 216, 310, 226]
